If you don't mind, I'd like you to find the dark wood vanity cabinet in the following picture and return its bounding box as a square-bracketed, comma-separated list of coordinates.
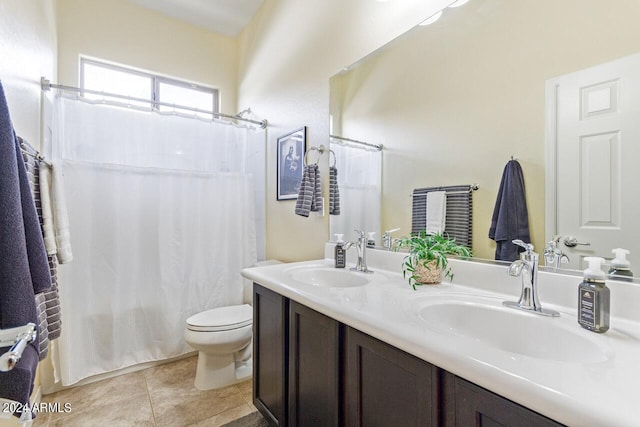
[344, 327, 439, 426]
[253, 283, 564, 427]
[443, 374, 563, 427]
[253, 285, 341, 427]
[288, 300, 340, 427]
[253, 284, 288, 426]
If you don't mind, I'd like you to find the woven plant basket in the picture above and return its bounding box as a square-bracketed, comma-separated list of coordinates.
[414, 260, 443, 285]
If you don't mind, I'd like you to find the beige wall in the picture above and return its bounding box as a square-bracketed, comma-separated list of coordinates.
[238, 0, 453, 262]
[0, 0, 57, 149]
[56, 0, 238, 114]
[331, 0, 640, 260]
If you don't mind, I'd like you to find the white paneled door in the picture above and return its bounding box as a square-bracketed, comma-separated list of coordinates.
[547, 52, 640, 271]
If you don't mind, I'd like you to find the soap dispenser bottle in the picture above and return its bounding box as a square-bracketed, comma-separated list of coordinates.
[608, 248, 633, 281]
[367, 232, 376, 248]
[334, 234, 346, 268]
[578, 257, 610, 333]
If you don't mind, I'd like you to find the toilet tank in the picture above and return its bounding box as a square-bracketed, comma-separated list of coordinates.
[243, 260, 282, 305]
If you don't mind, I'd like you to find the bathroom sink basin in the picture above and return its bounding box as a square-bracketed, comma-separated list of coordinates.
[418, 298, 608, 363]
[286, 266, 370, 288]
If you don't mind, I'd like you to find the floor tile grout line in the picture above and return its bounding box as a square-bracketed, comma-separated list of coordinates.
[143, 373, 159, 427]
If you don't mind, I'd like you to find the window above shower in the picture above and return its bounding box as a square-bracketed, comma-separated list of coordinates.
[80, 58, 219, 118]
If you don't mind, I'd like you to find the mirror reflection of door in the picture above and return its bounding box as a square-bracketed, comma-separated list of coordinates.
[547, 52, 640, 271]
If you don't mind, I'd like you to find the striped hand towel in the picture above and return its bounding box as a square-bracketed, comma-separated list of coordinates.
[295, 164, 323, 217]
[329, 166, 340, 215]
[35, 293, 49, 360]
[312, 165, 322, 212]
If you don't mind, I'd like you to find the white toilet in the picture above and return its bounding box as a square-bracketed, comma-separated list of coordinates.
[184, 304, 253, 390]
[184, 260, 281, 390]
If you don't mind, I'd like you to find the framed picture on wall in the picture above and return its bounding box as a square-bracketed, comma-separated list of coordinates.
[277, 126, 307, 200]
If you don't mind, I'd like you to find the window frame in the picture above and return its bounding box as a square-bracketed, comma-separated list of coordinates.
[79, 58, 219, 114]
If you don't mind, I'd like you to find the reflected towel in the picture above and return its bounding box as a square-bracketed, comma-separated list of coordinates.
[489, 160, 531, 261]
[426, 191, 446, 234]
[295, 164, 322, 217]
[329, 166, 340, 215]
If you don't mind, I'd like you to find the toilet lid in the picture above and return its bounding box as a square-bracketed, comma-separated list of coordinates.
[186, 304, 252, 332]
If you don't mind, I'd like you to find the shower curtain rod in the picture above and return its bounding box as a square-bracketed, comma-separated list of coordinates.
[40, 77, 268, 129]
[330, 134, 383, 151]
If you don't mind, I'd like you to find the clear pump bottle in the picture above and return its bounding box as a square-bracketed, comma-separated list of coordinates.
[578, 257, 610, 333]
[608, 248, 633, 281]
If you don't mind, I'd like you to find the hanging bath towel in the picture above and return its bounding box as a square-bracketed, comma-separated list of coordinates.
[0, 81, 51, 414]
[489, 160, 531, 261]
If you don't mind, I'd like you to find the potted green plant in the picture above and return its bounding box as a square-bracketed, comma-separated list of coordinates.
[396, 231, 472, 289]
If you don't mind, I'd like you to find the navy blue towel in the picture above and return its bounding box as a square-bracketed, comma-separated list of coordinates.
[0, 82, 51, 410]
[488, 160, 531, 261]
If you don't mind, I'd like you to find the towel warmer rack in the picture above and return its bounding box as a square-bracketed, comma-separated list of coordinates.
[0, 323, 36, 372]
[411, 184, 476, 248]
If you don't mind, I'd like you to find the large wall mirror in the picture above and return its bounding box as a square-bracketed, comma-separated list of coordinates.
[329, 0, 640, 277]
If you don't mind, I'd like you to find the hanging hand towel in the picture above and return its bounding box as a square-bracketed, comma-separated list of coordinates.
[329, 166, 341, 215]
[39, 165, 57, 255]
[35, 293, 50, 360]
[489, 160, 531, 261]
[426, 191, 447, 235]
[51, 162, 73, 263]
[44, 256, 62, 340]
[295, 164, 323, 217]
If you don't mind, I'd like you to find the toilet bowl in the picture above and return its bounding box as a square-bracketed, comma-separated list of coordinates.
[184, 304, 253, 390]
[184, 260, 281, 390]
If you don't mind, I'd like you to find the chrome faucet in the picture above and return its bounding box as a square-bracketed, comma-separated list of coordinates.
[382, 228, 400, 250]
[543, 236, 569, 271]
[503, 240, 559, 317]
[344, 229, 373, 274]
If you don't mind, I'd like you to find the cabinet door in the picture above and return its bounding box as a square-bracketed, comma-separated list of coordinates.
[449, 375, 564, 427]
[288, 301, 340, 427]
[254, 284, 288, 426]
[344, 327, 439, 427]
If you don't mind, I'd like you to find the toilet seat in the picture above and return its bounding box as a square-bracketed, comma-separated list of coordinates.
[186, 304, 252, 332]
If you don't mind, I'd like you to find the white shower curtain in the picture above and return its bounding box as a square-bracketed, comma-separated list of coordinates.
[50, 96, 265, 385]
[329, 143, 382, 241]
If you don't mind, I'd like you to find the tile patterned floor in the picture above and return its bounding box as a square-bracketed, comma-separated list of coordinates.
[33, 357, 257, 427]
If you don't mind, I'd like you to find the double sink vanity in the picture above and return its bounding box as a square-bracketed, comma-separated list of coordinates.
[242, 245, 640, 426]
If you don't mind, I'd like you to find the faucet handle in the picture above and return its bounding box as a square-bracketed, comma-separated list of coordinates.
[512, 239, 534, 254]
[354, 229, 365, 238]
[384, 228, 400, 236]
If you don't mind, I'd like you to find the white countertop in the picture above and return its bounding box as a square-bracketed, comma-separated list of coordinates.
[242, 246, 640, 426]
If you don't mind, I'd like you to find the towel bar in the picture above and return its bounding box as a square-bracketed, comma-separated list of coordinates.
[0, 323, 36, 372]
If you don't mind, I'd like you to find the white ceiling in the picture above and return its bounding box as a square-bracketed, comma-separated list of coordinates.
[128, 0, 264, 37]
